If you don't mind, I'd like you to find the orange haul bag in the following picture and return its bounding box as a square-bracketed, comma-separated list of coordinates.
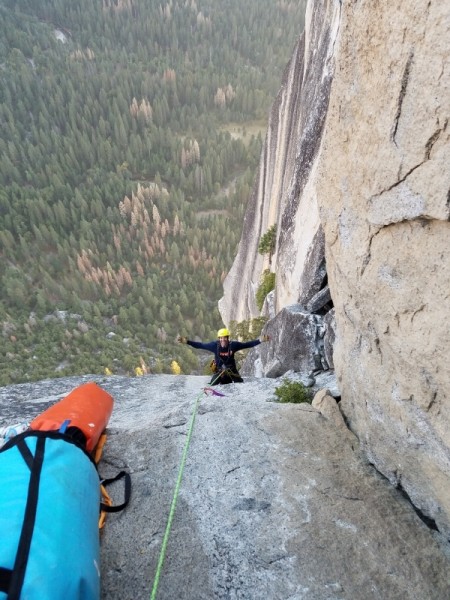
[30, 382, 113, 452]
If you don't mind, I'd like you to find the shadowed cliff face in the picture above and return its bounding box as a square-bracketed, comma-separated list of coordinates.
[220, 0, 450, 540]
[219, 1, 341, 324]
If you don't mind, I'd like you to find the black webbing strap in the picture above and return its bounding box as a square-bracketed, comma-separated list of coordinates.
[0, 567, 12, 593]
[100, 471, 131, 513]
[7, 436, 46, 600]
[17, 438, 34, 471]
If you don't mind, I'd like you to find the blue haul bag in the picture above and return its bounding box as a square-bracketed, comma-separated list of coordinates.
[0, 431, 100, 600]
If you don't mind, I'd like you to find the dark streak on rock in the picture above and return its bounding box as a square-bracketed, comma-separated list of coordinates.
[392, 50, 414, 146]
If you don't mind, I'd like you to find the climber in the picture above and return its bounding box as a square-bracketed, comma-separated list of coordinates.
[177, 328, 270, 385]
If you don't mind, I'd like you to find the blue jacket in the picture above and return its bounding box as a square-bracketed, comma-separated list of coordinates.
[187, 339, 260, 373]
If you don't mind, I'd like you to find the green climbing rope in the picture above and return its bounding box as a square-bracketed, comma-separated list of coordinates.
[150, 388, 203, 599]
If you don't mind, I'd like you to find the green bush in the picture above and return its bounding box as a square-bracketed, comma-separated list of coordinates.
[255, 269, 275, 311]
[274, 378, 313, 404]
[229, 317, 268, 341]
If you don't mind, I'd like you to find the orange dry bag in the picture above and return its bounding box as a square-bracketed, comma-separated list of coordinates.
[30, 382, 114, 452]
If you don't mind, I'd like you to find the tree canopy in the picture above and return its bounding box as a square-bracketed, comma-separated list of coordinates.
[0, 0, 306, 384]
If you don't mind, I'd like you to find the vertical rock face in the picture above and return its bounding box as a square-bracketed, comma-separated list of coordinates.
[220, 1, 450, 538]
[219, 0, 341, 324]
[316, 0, 450, 536]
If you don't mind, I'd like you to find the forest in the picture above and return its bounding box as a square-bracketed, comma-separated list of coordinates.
[0, 0, 306, 385]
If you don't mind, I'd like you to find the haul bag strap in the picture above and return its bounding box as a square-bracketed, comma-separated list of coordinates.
[100, 471, 131, 513]
[8, 436, 46, 600]
[17, 438, 34, 471]
[0, 567, 12, 593]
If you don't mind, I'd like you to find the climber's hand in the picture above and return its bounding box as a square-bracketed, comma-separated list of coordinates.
[260, 334, 270, 342]
[177, 335, 187, 344]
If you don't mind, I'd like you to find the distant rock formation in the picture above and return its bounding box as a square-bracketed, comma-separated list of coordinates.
[220, 0, 450, 539]
[219, 1, 339, 325]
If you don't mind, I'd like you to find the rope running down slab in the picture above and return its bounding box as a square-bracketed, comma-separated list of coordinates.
[150, 370, 229, 598]
[150, 374, 223, 599]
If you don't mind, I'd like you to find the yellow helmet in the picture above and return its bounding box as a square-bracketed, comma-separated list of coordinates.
[217, 328, 230, 338]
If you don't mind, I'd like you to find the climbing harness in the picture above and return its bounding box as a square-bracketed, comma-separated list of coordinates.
[212, 366, 243, 385]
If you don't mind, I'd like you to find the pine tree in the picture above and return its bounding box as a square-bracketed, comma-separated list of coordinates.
[258, 225, 277, 267]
